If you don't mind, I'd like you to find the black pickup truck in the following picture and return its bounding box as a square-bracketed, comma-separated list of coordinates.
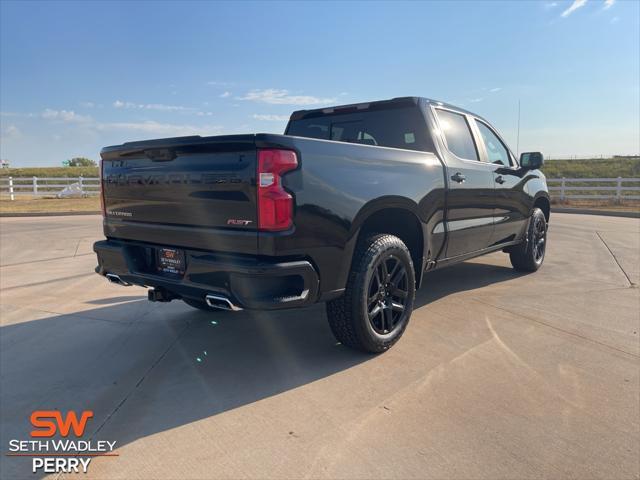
[94, 97, 549, 353]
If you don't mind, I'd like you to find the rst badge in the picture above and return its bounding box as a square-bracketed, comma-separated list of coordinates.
[227, 219, 253, 226]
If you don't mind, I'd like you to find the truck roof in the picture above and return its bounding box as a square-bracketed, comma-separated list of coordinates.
[289, 96, 482, 122]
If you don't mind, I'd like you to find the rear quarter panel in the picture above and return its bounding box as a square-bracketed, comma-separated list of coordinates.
[255, 134, 446, 294]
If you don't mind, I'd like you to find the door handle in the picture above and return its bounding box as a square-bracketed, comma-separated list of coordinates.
[451, 172, 466, 183]
[495, 175, 506, 184]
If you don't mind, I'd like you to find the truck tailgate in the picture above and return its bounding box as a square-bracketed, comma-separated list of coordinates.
[100, 135, 258, 254]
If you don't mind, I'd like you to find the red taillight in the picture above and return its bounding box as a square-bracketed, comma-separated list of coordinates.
[257, 149, 298, 231]
[99, 160, 106, 217]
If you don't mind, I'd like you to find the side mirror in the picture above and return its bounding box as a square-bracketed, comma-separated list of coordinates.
[520, 152, 544, 170]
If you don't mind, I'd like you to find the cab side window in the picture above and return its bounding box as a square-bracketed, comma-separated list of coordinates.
[476, 121, 511, 166]
[435, 109, 479, 161]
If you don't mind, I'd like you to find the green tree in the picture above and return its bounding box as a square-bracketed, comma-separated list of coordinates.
[67, 157, 96, 167]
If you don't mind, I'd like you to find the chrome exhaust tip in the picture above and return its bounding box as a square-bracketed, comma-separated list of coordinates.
[205, 294, 243, 311]
[105, 273, 131, 286]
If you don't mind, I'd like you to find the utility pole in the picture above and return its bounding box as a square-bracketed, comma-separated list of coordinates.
[516, 99, 521, 157]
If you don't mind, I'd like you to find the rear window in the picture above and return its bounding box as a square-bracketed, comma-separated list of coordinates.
[434, 109, 479, 161]
[286, 107, 431, 152]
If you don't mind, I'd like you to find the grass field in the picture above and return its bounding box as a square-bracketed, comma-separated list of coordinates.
[542, 157, 640, 178]
[0, 196, 100, 214]
[550, 199, 639, 212]
[0, 166, 99, 178]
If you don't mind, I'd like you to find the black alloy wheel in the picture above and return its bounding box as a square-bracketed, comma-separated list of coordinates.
[367, 255, 409, 335]
[326, 234, 416, 353]
[509, 207, 547, 272]
[532, 213, 546, 263]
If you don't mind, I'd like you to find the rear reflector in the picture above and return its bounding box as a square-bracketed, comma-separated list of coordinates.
[257, 149, 298, 231]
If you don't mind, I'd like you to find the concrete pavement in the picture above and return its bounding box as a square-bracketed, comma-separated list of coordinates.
[0, 213, 638, 479]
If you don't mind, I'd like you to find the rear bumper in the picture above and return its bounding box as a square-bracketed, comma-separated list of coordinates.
[93, 240, 319, 310]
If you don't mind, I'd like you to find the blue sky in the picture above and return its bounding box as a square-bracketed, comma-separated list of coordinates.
[1, 0, 638, 166]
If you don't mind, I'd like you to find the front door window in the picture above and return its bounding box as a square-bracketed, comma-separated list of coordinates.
[476, 121, 511, 166]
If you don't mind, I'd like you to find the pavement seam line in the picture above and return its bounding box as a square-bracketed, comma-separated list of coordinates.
[0, 252, 94, 268]
[595, 231, 634, 287]
[472, 284, 633, 302]
[73, 239, 81, 257]
[88, 319, 194, 440]
[0, 304, 134, 326]
[54, 320, 194, 480]
[0, 272, 95, 292]
[1, 300, 159, 326]
[472, 297, 639, 359]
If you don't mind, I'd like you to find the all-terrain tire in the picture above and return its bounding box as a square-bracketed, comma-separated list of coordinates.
[326, 234, 416, 353]
[509, 207, 547, 272]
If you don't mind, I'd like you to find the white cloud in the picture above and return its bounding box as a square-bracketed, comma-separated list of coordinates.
[41, 109, 91, 123]
[610, 15, 619, 23]
[207, 81, 234, 87]
[469, 97, 484, 103]
[79, 101, 95, 108]
[6, 125, 20, 137]
[561, 0, 587, 17]
[545, 1, 558, 7]
[0, 111, 35, 118]
[36, 106, 223, 138]
[145, 103, 188, 111]
[603, 0, 615, 9]
[219, 91, 231, 98]
[113, 100, 189, 112]
[489, 87, 502, 93]
[97, 121, 223, 137]
[252, 114, 289, 121]
[239, 89, 336, 106]
[1, 125, 21, 139]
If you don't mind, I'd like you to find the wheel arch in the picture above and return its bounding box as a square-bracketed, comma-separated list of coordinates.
[349, 197, 426, 288]
[532, 193, 551, 222]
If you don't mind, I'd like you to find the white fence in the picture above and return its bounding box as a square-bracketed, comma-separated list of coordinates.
[0, 176, 639, 201]
[0, 176, 100, 199]
[547, 177, 640, 201]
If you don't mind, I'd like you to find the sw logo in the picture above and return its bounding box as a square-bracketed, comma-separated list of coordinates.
[7, 410, 117, 474]
[30, 410, 94, 437]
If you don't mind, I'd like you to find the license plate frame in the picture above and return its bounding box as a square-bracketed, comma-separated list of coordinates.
[156, 247, 186, 276]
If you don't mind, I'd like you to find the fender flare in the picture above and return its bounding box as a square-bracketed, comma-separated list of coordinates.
[348, 196, 422, 238]
[531, 191, 551, 220]
[344, 196, 427, 288]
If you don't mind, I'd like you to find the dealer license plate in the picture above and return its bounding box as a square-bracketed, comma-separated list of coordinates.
[157, 248, 186, 275]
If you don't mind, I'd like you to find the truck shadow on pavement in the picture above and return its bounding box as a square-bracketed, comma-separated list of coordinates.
[415, 260, 522, 308]
[0, 260, 521, 478]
